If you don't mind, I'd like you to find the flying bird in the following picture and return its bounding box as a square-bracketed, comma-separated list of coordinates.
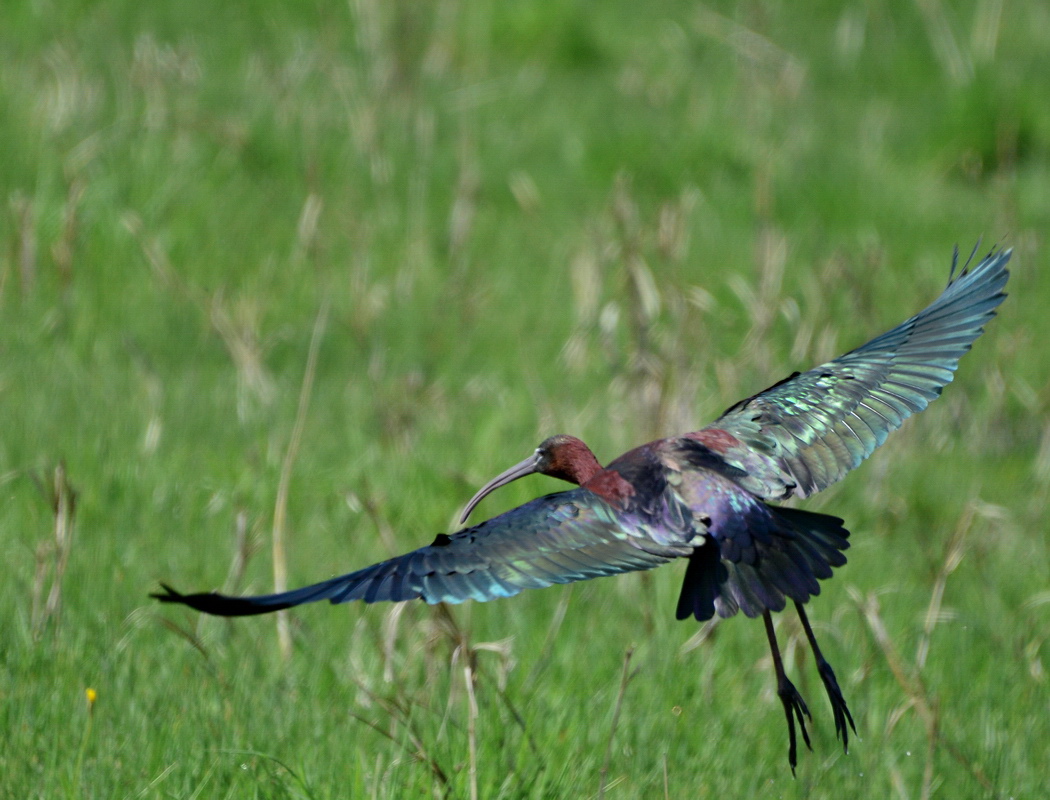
[154, 246, 1009, 770]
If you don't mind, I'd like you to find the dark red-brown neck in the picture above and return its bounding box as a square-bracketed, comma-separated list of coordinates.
[542, 435, 636, 509]
[540, 435, 603, 485]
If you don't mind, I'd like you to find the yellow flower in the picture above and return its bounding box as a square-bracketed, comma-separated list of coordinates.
[86, 688, 97, 707]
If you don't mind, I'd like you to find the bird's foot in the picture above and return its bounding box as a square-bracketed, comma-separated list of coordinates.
[777, 676, 812, 774]
[816, 656, 856, 752]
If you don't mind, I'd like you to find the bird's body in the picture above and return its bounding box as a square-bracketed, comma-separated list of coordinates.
[155, 246, 1010, 770]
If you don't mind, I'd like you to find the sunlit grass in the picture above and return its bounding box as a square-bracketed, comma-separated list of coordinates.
[2, 0, 1049, 797]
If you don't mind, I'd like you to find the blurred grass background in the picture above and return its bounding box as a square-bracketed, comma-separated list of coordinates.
[2, 0, 1048, 797]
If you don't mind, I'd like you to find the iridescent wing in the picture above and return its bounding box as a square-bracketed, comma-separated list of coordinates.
[706, 247, 1010, 499]
[153, 490, 691, 616]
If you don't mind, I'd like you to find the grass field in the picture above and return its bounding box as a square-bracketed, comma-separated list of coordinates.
[2, 0, 1049, 797]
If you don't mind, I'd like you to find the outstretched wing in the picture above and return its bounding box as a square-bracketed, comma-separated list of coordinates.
[706, 247, 1010, 499]
[153, 490, 691, 616]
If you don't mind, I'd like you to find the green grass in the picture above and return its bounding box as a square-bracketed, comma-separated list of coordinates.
[2, 0, 1049, 796]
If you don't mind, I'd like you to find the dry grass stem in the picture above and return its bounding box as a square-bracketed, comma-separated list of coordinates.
[30, 463, 78, 640]
[126, 212, 207, 304]
[11, 192, 37, 296]
[524, 584, 575, 690]
[382, 602, 409, 683]
[208, 296, 277, 417]
[52, 177, 84, 289]
[692, 6, 803, 78]
[427, 604, 537, 790]
[476, 667, 541, 760]
[598, 646, 635, 800]
[359, 481, 400, 556]
[127, 213, 277, 414]
[449, 131, 479, 259]
[916, 503, 975, 669]
[971, 0, 1003, 62]
[291, 193, 323, 268]
[912, 0, 972, 84]
[222, 510, 258, 597]
[349, 692, 451, 794]
[851, 586, 998, 798]
[272, 300, 330, 660]
[464, 658, 479, 800]
[679, 618, 720, 654]
[156, 617, 214, 666]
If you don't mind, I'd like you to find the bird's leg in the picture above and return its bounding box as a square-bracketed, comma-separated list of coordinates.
[763, 610, 811, 773]
[794, 601, 856, 752]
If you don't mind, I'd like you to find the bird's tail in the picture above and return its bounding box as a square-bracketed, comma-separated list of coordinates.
[676, 506, 850, 622]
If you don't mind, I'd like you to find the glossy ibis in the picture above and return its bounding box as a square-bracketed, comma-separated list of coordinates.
[154, 246, 1009, 770]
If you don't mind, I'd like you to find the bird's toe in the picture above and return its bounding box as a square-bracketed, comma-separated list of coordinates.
[777, 677, 812, 773]
[817, 658, 856, 752]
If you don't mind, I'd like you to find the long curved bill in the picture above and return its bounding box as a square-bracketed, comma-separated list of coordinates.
[459, 452, 541, 524]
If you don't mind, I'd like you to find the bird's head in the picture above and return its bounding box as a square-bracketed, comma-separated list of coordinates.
[459, 434, 602, 524]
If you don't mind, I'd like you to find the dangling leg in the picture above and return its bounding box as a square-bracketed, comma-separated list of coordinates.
[763, 610, 811, 773]
[795, 601, 856, 752]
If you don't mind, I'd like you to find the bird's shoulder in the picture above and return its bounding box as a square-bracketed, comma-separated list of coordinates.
[658, 431, 797, 502]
